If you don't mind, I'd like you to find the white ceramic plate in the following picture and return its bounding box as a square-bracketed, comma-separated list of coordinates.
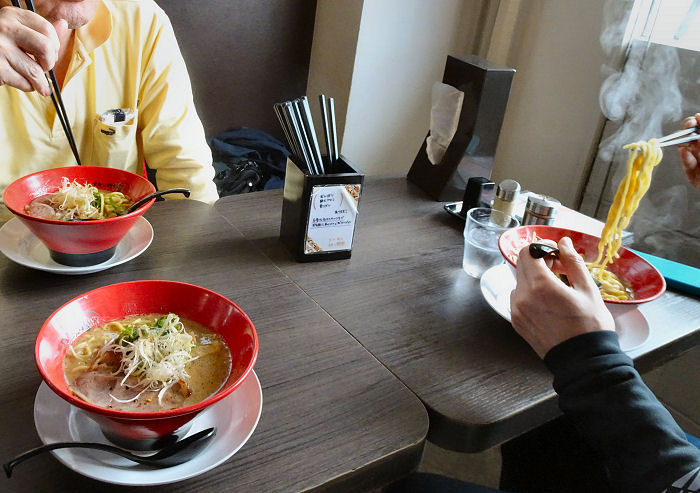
[480, 263, 650, 352]
[33, 371, 262, 486]
[0, 216, 153, 275]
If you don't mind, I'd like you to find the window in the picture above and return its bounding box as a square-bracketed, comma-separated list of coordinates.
[633, 0, 700, 50]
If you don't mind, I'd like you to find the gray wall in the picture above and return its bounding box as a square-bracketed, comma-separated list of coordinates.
[158, 0, 317, 140]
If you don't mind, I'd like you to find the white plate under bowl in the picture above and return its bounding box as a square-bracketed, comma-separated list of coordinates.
[33, 371, 262, 486]
[0, 216, 153, 275]
[480, 263, 650, 352]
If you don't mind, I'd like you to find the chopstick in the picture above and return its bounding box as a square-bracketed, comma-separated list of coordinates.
[327, 97, 339, 163]
[291, 99, 320, 175]
[275, 93, 339, 175]
[319, 94, 332, 164]
[14, 0, 81, 165]
[300, 96, 324, 174]
[657, 125, 700, 148]
[283, 101, 313, 174]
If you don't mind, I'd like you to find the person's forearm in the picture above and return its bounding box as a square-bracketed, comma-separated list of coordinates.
[545, 331, 700, 492]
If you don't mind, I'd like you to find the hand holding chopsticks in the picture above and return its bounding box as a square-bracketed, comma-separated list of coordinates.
[9, 0, 81, 165]
[275, 94, 338, 175]
[677, 114, 700, 189]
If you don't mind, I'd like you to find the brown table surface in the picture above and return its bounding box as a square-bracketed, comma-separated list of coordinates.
[0, 199, 428, 492]
[215, 176, 700, 453]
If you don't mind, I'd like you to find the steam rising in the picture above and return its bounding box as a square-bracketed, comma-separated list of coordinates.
[598, 0, 682, 162]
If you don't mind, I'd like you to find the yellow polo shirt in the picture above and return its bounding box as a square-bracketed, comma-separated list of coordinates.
[0, 0, 219, 222]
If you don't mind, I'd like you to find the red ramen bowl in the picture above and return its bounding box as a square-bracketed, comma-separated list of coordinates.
[3, 166, 156, 266]
[35, 280, 258, 450]
[498, 225, 666, 305]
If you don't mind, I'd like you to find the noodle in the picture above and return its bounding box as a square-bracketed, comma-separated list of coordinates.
[588, 139, 663, 300]
[25, 177, 133, 220]
[63, 314, 232, 412]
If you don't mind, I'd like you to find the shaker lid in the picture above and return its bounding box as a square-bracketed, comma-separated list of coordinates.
[496, 179, 521, 201]
[525, 194, 560, 216]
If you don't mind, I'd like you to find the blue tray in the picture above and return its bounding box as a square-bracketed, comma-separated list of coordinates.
[632, 250, 700, 298]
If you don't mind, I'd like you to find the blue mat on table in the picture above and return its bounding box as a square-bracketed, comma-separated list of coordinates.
[632, 250, 700, 297]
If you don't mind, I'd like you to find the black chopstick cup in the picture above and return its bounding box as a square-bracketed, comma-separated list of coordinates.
[280, 154, 364, 262]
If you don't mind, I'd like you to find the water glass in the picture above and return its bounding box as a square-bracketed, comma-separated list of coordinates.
[462, 207, 519, 278]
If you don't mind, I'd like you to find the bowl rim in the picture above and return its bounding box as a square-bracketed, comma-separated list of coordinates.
[498, 224, 666, 305]
[35, 280, 259, 419]
[3, 166, 156, 226]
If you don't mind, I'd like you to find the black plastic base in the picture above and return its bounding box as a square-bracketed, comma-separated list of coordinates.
[49, 246, 117, 266]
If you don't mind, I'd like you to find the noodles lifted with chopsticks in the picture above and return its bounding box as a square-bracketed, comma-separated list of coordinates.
[588, 139, 663, 300]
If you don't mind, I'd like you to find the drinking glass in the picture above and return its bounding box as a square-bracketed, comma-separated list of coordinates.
[462, 207, 519, 278]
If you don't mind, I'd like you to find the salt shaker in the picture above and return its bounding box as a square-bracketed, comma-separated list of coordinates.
[491, 179, 520, 226]
[522, 194, 560, 225]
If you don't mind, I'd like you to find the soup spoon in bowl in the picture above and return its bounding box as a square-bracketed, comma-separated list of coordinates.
[3, 427, 216, 478]
[122, 187, 191, 215]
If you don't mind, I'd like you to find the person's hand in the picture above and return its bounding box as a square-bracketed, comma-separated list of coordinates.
[678, 113, 700, 189]
[509, 237, 615, 359]
[0, 6, 66, 96]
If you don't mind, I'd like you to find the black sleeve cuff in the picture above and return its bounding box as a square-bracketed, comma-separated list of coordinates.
[544, 330, 626, 372]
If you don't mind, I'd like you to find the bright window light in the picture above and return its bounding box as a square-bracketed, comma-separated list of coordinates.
[633, 0, 700, 50]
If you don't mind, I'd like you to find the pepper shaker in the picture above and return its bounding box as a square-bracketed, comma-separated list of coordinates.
[522, 194, 560, 225]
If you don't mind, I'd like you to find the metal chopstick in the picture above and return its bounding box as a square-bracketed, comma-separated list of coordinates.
[658, 133, 700, 148]
[275, 94, 341, 175]
[328, 97, 338, 164]
[300, 96, 324, 174]
[21, 0, 81, 165]
[292, 99, 320, 175]
[319, 94, 332, 166]
[657, 125, 699, 143]
[273, 103, 302, 166]
[287, 101, 317, 174]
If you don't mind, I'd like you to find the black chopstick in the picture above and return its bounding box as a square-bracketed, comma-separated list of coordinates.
[17, 0, 81, 165]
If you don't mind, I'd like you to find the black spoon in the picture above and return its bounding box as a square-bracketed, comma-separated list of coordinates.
[4, 427, 216, 478]
[68, 188, 191, 221]
[123, 188, 191, 214]
[528, 243, 603, 288]
[528, 242, 560, 259]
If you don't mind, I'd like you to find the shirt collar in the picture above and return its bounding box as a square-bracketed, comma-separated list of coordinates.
[74, 0, 112, 53]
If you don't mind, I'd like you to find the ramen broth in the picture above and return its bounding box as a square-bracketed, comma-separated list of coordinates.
[63, 314, 232, 412]
[24, 178, 134, 220]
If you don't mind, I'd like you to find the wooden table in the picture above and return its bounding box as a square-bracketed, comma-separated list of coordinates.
[0, 199, 428, 492]
[215, 176, 700, 453]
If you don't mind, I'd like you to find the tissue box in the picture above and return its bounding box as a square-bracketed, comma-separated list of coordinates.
[407, 54, 515, 201]
[280, 156, 364, 262]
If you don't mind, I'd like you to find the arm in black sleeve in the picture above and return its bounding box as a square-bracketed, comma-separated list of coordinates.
[544, 331, 700, 493]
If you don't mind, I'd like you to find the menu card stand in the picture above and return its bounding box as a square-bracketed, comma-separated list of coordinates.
[280, 156, 364, 262]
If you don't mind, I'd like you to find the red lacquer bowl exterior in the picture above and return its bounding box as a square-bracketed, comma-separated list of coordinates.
[498, 225, 666, 305]
[3, 166, 156, 259]
[35, 281, 259, 449]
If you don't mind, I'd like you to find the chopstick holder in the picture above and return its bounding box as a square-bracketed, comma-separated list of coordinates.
[280, 155, 364, 262]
